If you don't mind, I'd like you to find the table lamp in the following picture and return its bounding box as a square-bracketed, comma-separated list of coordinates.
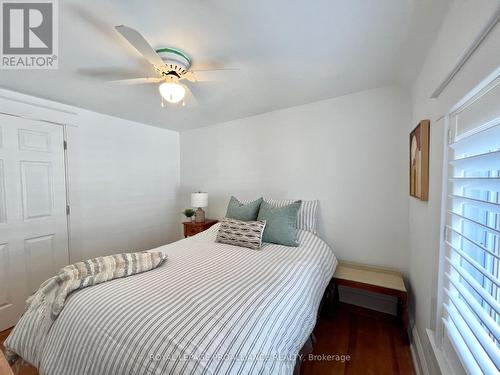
[191, 192, 208, 223]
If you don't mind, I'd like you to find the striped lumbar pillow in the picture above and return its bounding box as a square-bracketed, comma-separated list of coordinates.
[216, 217, 267, 250]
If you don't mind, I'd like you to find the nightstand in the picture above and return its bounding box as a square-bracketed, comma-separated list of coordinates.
[183, 219, 219, 238]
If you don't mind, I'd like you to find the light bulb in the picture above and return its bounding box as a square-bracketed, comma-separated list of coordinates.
[159, 82, 186, 104]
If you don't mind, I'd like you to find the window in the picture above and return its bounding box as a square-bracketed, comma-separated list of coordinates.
[439, 68, 500, 374]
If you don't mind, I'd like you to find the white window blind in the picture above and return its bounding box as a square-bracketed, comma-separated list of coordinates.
[441, 68, 500, 375]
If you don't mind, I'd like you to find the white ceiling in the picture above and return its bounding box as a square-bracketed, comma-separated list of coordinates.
[0, 0, 450, 131]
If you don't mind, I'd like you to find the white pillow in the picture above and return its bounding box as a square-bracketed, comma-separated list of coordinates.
[239, 197, 319, 234]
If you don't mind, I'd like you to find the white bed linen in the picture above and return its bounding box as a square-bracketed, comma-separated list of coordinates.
[7, 223, 337, 375]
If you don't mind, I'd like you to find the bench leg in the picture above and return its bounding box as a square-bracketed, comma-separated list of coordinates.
[397, 294, 409, 345]
[320, 280, 339, 319]
[332, 282, 340, 309]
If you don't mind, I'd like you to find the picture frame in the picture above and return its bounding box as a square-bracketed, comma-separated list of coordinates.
[409, 120, 430, 201]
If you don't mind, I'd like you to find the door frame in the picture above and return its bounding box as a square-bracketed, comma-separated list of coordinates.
[0, 88, 79, 263]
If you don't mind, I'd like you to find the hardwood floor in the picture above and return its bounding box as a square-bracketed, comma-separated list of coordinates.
[0, 329, 36, 375]
[1, 303, 414, 375]
[301, 304, 415, 375]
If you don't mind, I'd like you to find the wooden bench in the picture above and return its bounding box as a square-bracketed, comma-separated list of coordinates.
[330, 261, 409, 344]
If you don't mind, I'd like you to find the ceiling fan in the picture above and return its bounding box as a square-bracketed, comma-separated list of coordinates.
[108, 25, 237, 107]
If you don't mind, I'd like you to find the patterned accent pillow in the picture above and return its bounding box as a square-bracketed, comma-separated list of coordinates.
[216, 217, 267, 250]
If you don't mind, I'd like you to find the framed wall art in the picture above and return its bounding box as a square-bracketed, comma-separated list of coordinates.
[409, 120, 430, 201]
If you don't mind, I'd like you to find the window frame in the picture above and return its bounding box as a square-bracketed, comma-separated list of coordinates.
[435, 66, 500, 373]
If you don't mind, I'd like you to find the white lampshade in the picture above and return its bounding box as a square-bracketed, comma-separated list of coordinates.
[191, 192, 208, 208]
[159, 82, 186, 104]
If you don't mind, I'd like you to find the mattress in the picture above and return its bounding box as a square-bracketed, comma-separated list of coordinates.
[8, 223, 337, 375]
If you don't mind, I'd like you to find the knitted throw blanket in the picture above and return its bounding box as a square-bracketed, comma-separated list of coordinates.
[4, 251, 167, 368]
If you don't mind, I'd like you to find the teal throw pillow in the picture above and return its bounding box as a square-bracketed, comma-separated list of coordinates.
[226, 196, 263, 221]
[257, 200, 301, 247]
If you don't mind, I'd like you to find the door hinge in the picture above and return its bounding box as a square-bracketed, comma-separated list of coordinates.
[66, 205, 70, 215]
[63, 140, 68, 150]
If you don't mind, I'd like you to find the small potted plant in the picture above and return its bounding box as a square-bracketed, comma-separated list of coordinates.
[183, 208, 196, 222]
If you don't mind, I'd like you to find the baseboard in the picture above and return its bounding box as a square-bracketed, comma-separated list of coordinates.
[410, 325, 430, 375]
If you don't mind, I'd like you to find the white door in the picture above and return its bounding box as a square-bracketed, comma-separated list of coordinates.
[0, 115, 69, 331]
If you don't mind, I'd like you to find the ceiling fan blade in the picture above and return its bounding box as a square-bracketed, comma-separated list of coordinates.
[191, 60, 238, 70]
[77, 68, 153, 81]
[182, 71, 197, 83]
[109, 77, 163, 85]
[183, 85, 199, 107]
[189, 68, 239, 82]
[183, 81, 222, 105]
[115, 25, 164, 67]
[192, 68, 239, 72]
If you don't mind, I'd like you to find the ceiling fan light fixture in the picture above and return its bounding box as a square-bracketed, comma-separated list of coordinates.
[159, 82, 186, 104]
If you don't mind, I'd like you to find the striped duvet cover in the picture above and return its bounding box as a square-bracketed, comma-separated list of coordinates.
[9, 223, 337, 375]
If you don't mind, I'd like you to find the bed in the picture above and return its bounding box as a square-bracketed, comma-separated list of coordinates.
[7, 223, 337, 375]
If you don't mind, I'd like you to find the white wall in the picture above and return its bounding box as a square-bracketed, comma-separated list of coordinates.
[67, 111, 180, 262]
[180, 86, 411, 271]
[408, 0, 500, 373]
[0, 89, 181, 263]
